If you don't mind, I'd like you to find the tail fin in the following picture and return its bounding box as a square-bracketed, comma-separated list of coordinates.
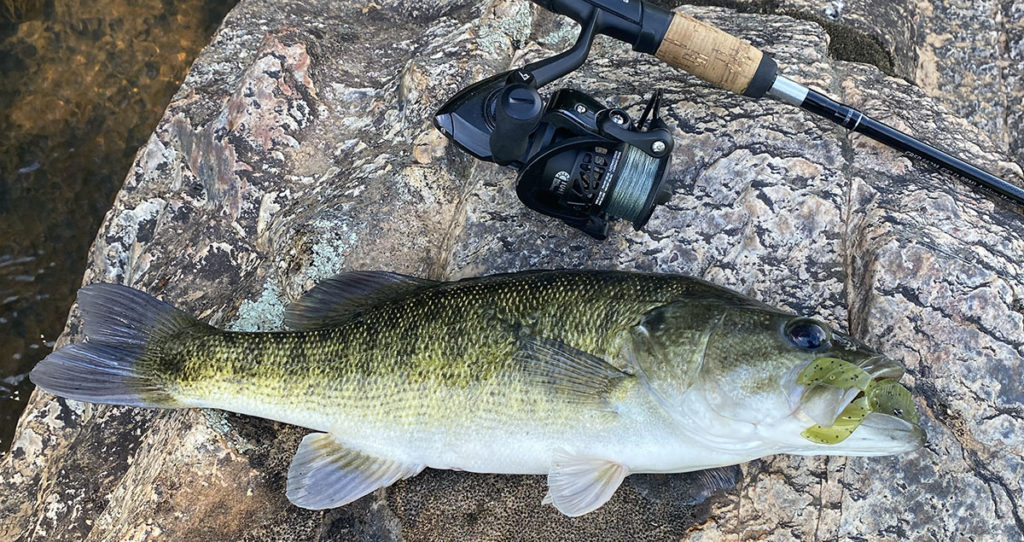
[30, 284, 211, 407]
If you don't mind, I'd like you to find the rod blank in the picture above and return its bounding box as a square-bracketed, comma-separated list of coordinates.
[770, 77, 1024, 206]
[528, 0, 1024, 208]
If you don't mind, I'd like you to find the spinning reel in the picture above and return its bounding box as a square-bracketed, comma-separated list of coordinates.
[435, 12, 675, 239]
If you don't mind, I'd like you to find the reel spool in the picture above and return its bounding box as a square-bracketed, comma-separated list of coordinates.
[514, 90, 672, 239]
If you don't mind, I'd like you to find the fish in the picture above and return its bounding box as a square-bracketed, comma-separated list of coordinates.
[30, 269, 925, 516]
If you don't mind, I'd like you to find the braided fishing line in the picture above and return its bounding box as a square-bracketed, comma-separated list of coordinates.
[606, 145, 660, 224]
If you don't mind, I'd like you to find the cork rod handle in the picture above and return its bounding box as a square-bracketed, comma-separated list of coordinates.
[654, 12, 771, 96]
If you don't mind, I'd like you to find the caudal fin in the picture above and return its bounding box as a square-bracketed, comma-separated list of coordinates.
[30, 284, 211, 407]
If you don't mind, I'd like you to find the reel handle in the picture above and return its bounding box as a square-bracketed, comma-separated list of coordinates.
[654, 11, 777, 97]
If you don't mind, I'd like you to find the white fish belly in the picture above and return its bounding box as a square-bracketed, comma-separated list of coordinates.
[326, 389, 742, 475]
[188, 381, 764, 477]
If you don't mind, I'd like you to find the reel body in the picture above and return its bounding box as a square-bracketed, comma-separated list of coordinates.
[436, 72, 673, 239]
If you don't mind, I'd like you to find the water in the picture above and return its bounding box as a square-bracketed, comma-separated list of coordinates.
[0, 0, 238, 455]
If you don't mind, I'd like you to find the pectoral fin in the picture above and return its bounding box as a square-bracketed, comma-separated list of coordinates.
[286, 433, 425, 510]
[517, 336, 633, 407]
[543, 451, 629, 516]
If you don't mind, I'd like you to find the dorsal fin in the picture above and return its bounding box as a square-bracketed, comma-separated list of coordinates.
[285, 271, 439, 330]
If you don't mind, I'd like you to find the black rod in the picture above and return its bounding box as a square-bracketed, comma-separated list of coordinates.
[800, 89, 1024, 205]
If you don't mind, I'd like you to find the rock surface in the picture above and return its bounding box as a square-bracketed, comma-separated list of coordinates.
[2, 0, 1024, 540]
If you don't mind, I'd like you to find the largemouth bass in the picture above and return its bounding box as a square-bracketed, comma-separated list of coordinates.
[31, 270, 925, 516]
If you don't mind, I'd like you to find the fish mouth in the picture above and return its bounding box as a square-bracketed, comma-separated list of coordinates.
[857, 355, 906, 381]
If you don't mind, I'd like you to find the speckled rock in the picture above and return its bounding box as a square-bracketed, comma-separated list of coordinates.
[2, 1, 1023, 540]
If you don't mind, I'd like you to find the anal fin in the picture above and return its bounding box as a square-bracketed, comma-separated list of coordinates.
[286, 433, 425, 510]
[543, 451, 629, 517]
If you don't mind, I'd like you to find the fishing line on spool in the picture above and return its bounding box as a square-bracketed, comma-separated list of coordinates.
[606, 145, 662, 224]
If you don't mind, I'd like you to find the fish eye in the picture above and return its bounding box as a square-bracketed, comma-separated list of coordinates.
[784, 319, 831, 351]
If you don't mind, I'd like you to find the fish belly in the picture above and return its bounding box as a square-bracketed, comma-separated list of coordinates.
[187, 372, 710, 475]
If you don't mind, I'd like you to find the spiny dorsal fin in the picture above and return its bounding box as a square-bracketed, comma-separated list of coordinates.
[286, 433, 425, 510]
[517, 336, 633, 407]
[543, 450, 630, 516]
[285, 271, 439, 330]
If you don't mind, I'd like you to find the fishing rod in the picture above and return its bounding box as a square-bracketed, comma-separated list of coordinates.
[434, 0, 1024, 239]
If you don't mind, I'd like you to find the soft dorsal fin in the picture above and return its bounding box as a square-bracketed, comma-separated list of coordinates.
[285, 271, 439, 329]
[286, 433, 425, 510]
[543, 450, 630, 516]
[517, 336, 634, 407]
